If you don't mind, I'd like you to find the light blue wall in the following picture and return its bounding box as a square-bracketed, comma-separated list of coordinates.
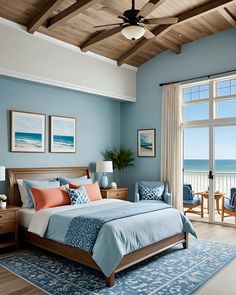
[0, 75, 121, 194]
[121, 29, 236, 199]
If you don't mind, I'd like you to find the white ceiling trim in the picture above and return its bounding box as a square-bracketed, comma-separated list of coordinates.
[0, 17, 137, 72]
[0, 67, 136, 102]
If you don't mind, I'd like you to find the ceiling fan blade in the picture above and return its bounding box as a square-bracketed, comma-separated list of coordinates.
[137, 0, 166, 18]
[143, 28, 155, 39]
[93, 23, 123, 29]
[100, 6, 122, 17]
[147, 17, 178, 25]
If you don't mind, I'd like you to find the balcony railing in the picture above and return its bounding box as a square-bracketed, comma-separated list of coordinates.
[184, 171, 236, 196]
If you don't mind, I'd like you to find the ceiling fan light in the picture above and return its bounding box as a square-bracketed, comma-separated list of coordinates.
[121, 25, 145, 40]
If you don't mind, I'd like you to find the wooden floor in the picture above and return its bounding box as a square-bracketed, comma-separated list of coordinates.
[0, 222, 236, 295]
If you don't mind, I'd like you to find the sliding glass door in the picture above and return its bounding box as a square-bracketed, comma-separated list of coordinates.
[182, 75, 236, 225]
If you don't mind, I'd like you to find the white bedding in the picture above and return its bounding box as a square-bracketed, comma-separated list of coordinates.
[19, 208, 36, 228]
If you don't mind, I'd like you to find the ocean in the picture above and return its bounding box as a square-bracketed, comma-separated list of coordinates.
[184, 159, 236, 172]
[15, 132, 42, 149]
[53, 135, 74, 149]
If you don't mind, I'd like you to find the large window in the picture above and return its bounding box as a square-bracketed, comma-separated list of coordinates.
[182, 75, 236, 122]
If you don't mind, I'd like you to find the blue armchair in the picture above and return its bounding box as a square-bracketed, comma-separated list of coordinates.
[221, 188, 236, 224]
[183, 184, 203, 217]
[134, 181, 172, 205]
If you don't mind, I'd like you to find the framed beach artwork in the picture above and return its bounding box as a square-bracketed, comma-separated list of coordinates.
[137, 129, 156, 157]
[10, 110, 45, 153]
[50, 115, 76, 153]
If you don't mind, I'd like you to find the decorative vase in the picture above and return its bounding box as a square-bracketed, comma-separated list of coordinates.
[100, 174, 109, 188]
[111, 182, 117, 189]
[0, 202, 7, 209]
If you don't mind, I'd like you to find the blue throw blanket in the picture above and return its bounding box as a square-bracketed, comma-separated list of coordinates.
[64, 202, 193, 252]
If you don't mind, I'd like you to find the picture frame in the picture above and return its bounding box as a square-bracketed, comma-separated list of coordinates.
[10, 110, 46, 153]
[50, 115, 76, 153]
[137, 129, 156, 157]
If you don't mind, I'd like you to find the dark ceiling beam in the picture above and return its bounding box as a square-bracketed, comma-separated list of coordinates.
[218, 7, 236, 28]
[156, 39, 181, 54]
[118, 0, 235, 66]
[47, 0, 103, 29]
[81, 26, 123, 52]
[27, 0, 64, 34]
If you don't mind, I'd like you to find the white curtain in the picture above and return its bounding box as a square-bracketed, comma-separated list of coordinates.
[161, 83, 183, 211]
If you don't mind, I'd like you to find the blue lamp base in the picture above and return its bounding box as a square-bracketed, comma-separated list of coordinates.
[100, 174, 108, 188]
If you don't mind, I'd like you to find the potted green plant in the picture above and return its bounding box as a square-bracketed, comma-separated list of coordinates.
[105, 147, 134, 186]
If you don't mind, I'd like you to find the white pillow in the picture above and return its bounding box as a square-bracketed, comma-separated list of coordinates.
[17, 179, 29, 208]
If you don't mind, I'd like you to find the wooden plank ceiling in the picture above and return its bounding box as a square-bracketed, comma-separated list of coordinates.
[0, 0, 235, 67]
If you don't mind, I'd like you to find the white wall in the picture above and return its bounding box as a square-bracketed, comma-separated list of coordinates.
[0, 18, 136, 102]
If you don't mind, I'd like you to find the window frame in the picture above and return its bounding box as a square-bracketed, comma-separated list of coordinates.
[182, 74, 236, 128]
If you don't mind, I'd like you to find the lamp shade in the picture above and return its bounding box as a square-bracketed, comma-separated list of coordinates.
[122, 25, 145, 40]
[0, 166, 5, 181]
[96, 161, 113, 173]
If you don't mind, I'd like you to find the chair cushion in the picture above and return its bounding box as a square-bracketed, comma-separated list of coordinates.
[183, 196, 201, 206]
[224, 198, 235, 212]
[230, 189, 236, 206]
[183, 185, 193, 201]
[139, 184, 164, 201]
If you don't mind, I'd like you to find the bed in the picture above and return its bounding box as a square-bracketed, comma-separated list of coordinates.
[8, 166, 192, 287]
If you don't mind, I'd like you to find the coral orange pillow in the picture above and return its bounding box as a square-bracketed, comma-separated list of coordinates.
[83, 181, 102, 202]
[30, 186, 70, 211]
[69, 183, 81, 189]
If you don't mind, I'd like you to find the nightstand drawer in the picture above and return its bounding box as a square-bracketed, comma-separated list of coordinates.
[0, 222, 15, 234]
[108, 190, 127, 200]
[0, 211, 16, 222]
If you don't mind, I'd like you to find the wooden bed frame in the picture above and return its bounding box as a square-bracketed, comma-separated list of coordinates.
[7, 166, 188, 287]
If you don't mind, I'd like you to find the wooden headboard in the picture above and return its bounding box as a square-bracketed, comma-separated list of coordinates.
[7, 167, 91, 206]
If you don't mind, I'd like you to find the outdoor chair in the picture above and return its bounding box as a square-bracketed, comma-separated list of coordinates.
[221, 188, 236, 224]
[183, 184, 203, 217]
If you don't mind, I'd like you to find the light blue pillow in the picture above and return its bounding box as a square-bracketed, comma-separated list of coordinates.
[23, 179, 60, 208]
[60, 176, 91, 185]
[139, 184, 164, 201]
[66, 186, 90, 205]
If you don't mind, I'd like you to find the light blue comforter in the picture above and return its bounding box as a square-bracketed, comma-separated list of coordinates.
[45, 200, 196, 277]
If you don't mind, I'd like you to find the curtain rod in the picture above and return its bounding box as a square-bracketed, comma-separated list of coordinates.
[159, 69, 236, 87]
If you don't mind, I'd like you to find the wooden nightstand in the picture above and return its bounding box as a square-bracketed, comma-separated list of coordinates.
[0, 206, 19, 250]
[100, 188, 128, 201]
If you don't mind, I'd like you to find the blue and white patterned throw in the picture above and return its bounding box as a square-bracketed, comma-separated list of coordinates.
[139, 184, 164, 200]
[66, 186, 90, 205]
[1, 238, 236, 295]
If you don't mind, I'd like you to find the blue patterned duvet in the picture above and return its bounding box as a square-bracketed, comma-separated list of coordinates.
[45, 200, 196, 277]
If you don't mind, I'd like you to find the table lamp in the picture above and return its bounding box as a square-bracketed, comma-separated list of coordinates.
[0, 166, 5, 182]
[96, 161, 113, 188]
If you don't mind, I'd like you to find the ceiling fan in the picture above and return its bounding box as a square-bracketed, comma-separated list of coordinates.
[94, 0, 178, 40]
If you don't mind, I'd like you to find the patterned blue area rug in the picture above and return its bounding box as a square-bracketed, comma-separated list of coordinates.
[1, 239, 236, 295]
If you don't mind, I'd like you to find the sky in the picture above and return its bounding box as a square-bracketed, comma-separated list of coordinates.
[14, 112, 44, 133]
[53, 117, 75, 136]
